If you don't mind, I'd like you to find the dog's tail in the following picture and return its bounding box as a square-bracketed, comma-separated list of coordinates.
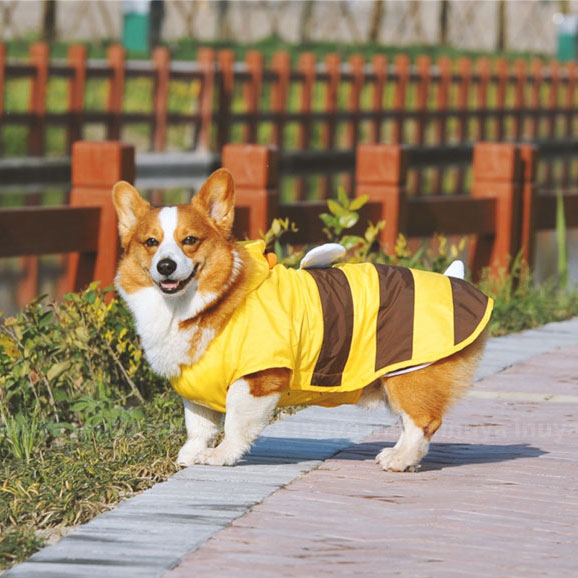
[443, 260, 465, 280]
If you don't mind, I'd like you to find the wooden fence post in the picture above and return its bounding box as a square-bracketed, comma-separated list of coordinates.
[518, 144, 538, 267]
[152, 46, 170, 152]
[106, 44, 126, 141]
[222, 144, 279, 240]
[355, 144, 408, 254]
[18, 43, 49, 307]
[0, 43, 4, 122]
[67, 44, 87, 151]
[270, 51, 290, 149]
[369, 54, 387, 144]
[28, 42, 49, 156]
[65, 141, 135, 293]
[469, 142, 522, 280]
[216, 50, 234, 149]
[243, 50, 263, 143]
[197, 47, 215, 151]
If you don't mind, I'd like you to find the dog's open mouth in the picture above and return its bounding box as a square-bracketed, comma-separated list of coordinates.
[158, 264, 199, 295]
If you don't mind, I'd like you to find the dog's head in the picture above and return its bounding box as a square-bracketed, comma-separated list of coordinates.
[112, 169, 239, 312]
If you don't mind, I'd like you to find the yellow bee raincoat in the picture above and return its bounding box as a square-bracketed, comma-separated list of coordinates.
[171, 241, 493, 413]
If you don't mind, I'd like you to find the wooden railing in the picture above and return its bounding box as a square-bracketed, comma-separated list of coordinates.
[0, 139, 576, 312]
[3, 43, 578, 195]
[224, 142, 576, 282]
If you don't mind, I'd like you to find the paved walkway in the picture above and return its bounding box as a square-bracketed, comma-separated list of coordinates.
[5, 319, 578, 577]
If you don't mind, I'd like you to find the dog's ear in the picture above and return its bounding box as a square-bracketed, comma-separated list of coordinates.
[112, 181, 150, 248]
[194, 169, 235, 236]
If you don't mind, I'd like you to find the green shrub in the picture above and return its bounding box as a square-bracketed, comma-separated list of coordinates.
[0, 284, 166, 431]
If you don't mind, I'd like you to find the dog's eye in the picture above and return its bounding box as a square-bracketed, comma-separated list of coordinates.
[145, 237, 159, 248]
[182, 236, 198, 246]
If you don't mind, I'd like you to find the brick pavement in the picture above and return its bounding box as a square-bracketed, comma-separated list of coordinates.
[167, 345, 578, 577]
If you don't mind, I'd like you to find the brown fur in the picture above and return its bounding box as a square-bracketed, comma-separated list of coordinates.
[383, 329, 487, 440]
[246, 367, 292, 397]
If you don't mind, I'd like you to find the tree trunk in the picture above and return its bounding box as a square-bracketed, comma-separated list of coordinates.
[368, 0, 384, 44]
[497, 0, 507, 52]
[439, 0, 449, 46]
[300, 1, 315, 44]
[42, 0, 57, 43]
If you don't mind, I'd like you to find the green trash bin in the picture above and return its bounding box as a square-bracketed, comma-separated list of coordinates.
[123, 0, 150, 55]
[555, 14, 578, 62]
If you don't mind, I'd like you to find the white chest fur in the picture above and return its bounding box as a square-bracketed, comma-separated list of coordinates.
[119, 285, 197, 379]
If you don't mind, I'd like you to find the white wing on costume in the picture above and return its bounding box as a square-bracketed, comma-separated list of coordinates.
[443, 260, 465, 280]
[384, 259, 466, 379]
[299, 243, 346, 270]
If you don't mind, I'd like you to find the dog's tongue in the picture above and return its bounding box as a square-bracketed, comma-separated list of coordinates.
[161, 280, 180, 291]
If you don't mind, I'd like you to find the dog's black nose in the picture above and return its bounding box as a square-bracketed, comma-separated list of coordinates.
[157, 258, 177, 277]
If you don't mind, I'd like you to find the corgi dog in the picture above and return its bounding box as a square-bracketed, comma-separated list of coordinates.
[112, 169, 491, 473]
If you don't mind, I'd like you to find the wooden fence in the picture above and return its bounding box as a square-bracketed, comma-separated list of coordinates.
[1, 139, 576, 314]
[3, 43, 578, 196]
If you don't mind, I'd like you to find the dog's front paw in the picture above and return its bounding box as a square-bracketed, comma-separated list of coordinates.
[176, 440, 209, 467]
[375, 447, 419, 473]
[197, 443, 243, 467]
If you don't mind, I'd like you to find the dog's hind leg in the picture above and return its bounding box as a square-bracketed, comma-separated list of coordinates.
[177, 399, 223, 466]
[197, 377, 282, 466]
[376, 333, 486, 472]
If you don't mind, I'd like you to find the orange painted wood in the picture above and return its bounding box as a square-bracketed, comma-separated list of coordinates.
[414, 55, 430, 146]
[153, 46, 170, 152]
[322, 53, 341, 149]
[321, 53, 340, 198]
[297, 52, 316, 151]
[544, 60, 560, 187]
[470, 142, 522, 279]
[346, 54, 364, 149]
[270, 51, 290, 149]
[355, 144, 408, 254]
[433, 56, 451, 193]
[518, 144, 538, 266]
[66, 141, 135, 293]
[222, 144, 279, 239]
[454, 57, 471, 193]
[564, 61, 577, 138]
[296, 52, 316, 201]
[456, 57, 471, 143]
[562, 61, 577, 186]
[546, 60, 560, 138]
[476, 57, 491, 141]
[66, 45, 87, 151]
[414, 55, 430, 193]
[106, 44, 126, 141]
[392, 54, 409, 143]
[197, 48, 215, 151]
[370, 54, 387, 143]
[28, 42, 49, 156]
[243, 50, 263, 143]
[19, 43, 49, 305]
[529, 59, 542, 139]
[0, 44, 6, 129]
[216, 50, 234, 148]
[495, 58, 508, 140]
[512, 59, 526, 140]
